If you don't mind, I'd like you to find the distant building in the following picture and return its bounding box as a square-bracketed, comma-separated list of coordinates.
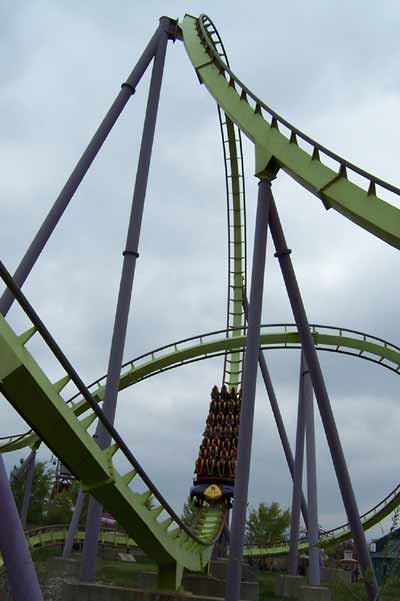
[332, 540, 360, 578]
[371, 528, 400, 585]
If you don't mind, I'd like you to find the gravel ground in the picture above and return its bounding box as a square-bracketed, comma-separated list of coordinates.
[1, 561, 73, 601]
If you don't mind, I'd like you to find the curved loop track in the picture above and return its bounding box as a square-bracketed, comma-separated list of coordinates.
[0, 311, 225, 583]
[1, 318, 400, 556]
[182, 14, 400, 249]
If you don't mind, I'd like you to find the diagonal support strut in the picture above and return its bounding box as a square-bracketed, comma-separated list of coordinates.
[225, 178, 272, 601]
[242, 293, 309, 528]
[80, 16, 175, 584]
[269, 194, 378, 601]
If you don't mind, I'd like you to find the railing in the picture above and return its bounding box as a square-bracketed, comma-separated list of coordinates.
[244, 483, 400, 556]
[0, 524, 137, 571]
[198, 14, 400, 201]
[0, 261, 219, 547]
[3, 322, 400, 450]
[71, 323, 400, 401]
[24, 523, 135, 546]
[204, 13, 247, 390]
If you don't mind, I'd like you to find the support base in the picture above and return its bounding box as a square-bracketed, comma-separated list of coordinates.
[318, 567, 351, 585]
[275, 574, 305, 599]
[62, 581, 256, 600]
[299, 585, 331, 601]
[62, 582, 211, 600]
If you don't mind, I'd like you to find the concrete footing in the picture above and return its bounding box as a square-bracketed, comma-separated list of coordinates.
[275, 574, 305, 598]
[299, 585, 331, 601]
[62, 580, 257, 600]
[318, 567, 351, 585]
[62, 558, 259, 600]
[209, 559, 257, 583]
[62, 581, 220, 600]
[275, 575, 333, 600]
[184, 572, 257, 600]
[120, 562, 258, 600]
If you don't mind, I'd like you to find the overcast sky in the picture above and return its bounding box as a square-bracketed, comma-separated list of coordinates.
[1, 0, 400, 544]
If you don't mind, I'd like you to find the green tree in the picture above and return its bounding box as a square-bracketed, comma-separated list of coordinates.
[45, 488, 75, 525]
[44, 481, 85, 525]
[10, 459, 54, 526]
[246, 501, 290, 547]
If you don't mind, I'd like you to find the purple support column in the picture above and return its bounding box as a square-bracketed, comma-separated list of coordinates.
[12, 450, 35, 482]
[303, 354, 320, 586]
[268, 196, 377, 600]
[0, 22, 159, 592]
[0, 20, 169, 600]
[80, 17, 175, 583]
[287, 360, 306, 576]
[242, 294, 309, 528]
[0, 24, 162, 317]
[259, 352, 309, 528]
[62, 488, 86, 559]
[0, 455, 43, 600]
[225, 179, 271, 601]
[80, 496, 103, 581]
[220, 516, 230, 557]
[20, 451, 36, 529]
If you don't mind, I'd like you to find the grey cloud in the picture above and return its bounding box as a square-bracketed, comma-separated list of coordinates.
[1, 0, 400, 542]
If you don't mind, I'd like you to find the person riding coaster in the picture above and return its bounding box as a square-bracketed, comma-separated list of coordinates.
[190, 385, 237, 507]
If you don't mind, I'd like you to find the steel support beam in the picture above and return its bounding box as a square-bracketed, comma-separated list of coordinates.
[0, 21, 165, 600]
[62, 488, 86, 559]
[268, 196, 378, 600]
[225, 179, 271, 601]
[20, 451, 36, 529]
[259, 350, 310, 528]
[287, 360, 306, 576]
[0, 23, 162, 317]
[242, 293, 309, 528]
[80, 17, 172, 583]
[12, 449, 36, 483]
[303, 354, 320, 586]
[0, 455, 43, 601]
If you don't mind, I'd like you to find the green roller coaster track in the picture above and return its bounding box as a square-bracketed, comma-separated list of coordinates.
[0, 525, 137, 572]
[1, 12, 400, 591]
[183, 14, 400, 249]
[1, 321, 400, 566]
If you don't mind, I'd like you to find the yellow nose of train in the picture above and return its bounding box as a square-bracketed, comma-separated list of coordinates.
[204, 484, 223, 503]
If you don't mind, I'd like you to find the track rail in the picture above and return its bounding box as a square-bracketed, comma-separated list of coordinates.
[0, 263, 225, 586]
[181, 14, 400, 249]
[2, 317, 400, 555]
[3, 323, 400, 454]
[0, 525, 137, 572]
[205, 14, 248, 391]
[1, 13, 400, 578]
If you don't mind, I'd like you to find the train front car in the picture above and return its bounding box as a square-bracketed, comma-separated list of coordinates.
[190, 384, 241, 508]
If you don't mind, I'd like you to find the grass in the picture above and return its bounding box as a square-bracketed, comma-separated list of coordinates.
[31, 546, 60, 562]
[23, 547, 400, 600]
[256, 570, 400, 600]
[256, 571, 276, 600]
[96, 558, 157, 588]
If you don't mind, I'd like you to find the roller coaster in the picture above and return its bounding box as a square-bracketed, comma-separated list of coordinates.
[0, 12, 399, 601]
